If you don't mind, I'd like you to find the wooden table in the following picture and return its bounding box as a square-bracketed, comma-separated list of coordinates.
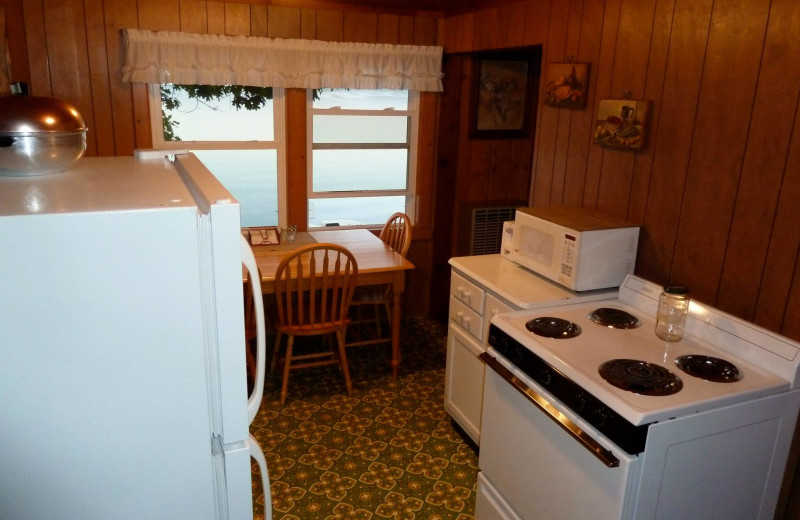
[248, 229, 414, 378]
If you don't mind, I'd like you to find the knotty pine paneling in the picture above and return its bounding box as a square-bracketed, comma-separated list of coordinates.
[717, 0, 800, 326]
[412, 16, 436, 45]
[627, 0, 674, 224]
[561, 0, 605, 208]
[250, 5, 268, 37]
[496, 2, 526, 48]
[377, 14, 400, 44]
[268, 6, 301, 39]
[530, 0, 568, 207]
[438, 0, 800, 344]
[139, 0, 180, 31]
[0, 6, 8, 93]
[670, 0, 770, 303]
[44, 0, 96, 156]
[179, 0, 209, 34]
[103, 0, 138, 155]
[85, 0, 115, 156]
[593, 0, 652, 215]
[579, 0, 619, 209]
[301, 9, 317, 39]
[635, 0, 710, 284]
[225, 3, 251, 35]
[20, 0, 50, 96]
[315, 9, 344, 41]
[398, 15, 415, 44]
[0, 0, 27, 88]
[344, 12, 378, 42]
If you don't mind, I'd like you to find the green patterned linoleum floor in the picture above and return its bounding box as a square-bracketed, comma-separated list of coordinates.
[249, 317, 479, 520]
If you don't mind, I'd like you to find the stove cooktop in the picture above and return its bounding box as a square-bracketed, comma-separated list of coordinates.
[490, 299, 791, 426]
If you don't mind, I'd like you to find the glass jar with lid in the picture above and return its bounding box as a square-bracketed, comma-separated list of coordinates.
[655, 285, 690, 341]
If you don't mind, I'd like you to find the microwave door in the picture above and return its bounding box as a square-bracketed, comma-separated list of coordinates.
[513, 219, 565, 284]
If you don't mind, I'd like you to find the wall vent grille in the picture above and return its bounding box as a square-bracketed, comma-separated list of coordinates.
[471, 207, 516, 255]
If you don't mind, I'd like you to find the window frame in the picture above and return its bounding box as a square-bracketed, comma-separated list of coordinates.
[147, 84, 288, 226]
[305, 89, 419, 230]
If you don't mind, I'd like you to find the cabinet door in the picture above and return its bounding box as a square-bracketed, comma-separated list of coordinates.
[444, 324, 485, 445]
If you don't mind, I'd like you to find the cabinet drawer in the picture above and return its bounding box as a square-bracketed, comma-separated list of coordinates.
[483, 293, 517, 343]
[450, 271, 485, 314]
[449, 296, 483, 341]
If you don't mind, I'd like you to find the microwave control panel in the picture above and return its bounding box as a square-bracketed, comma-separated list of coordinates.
[560, 233, 577, 278]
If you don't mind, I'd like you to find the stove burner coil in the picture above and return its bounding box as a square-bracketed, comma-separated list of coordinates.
[526, 317, 582, 339]
[675, 355, 741, 383]
[599, 359, 683, 396]
[589, 307, 640, 329]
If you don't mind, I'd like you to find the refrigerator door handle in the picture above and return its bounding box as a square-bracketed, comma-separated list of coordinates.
[241, 236, 266, 425]
[249, 434, 273, 520]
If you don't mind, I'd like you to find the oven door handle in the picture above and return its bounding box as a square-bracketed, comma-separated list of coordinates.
[480, 352, 620, 468]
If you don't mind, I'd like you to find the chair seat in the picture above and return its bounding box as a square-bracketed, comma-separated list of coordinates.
[275, 318, 351, 336]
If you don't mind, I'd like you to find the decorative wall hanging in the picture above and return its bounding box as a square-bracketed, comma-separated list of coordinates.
[470, 50, 537, 138]
[592, 98, 650, 150]
[543, 61, 590, 109]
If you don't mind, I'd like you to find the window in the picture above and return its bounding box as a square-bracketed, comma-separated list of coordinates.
[148, 84, 286, 227]
[307, 89, 418, 228]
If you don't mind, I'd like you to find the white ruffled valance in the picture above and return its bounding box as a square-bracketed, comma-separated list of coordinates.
[121, 28, 443, 92]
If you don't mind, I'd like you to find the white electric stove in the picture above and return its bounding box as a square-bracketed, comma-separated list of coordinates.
[477, 274, 800, 520]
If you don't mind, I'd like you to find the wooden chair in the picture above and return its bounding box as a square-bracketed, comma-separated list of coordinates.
[270, 243, 359, 405]
[346, 213, 412, 348]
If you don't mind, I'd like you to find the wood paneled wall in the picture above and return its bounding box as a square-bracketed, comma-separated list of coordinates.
[4, 0, 799, 339]
[2, 0, 440, 316]
[440, 0, 800, 342]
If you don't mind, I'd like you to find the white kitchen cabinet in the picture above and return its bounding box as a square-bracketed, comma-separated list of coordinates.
[445, 267, 518, 445]
[445, 254, 616, 447]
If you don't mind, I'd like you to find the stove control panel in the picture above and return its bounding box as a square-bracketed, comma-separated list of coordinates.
[488, 324, 650, 455]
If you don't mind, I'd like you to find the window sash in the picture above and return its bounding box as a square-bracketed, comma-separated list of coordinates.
[147, 84, 288, 226]
[306, 90, 418, 199]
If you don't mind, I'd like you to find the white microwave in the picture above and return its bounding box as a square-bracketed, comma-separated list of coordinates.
[507, 206, 639, 291]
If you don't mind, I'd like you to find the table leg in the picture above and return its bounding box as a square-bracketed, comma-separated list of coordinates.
[391, 288, 403, 379]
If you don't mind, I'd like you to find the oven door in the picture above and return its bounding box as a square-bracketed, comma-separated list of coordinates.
[476, 352, 641, 520]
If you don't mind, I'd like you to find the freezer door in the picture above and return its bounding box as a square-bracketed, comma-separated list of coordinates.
[0, 204, 219, 520]
[0, 153, 255, 520]
[175, 153, 251, 444]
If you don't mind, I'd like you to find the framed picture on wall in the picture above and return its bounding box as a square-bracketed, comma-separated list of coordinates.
[592, 98, 650, 150]
[470, 50, 537, 139]
[543, 61, 590, 109]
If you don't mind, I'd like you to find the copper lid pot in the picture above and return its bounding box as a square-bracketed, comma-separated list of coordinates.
[0, 88, 88, 176]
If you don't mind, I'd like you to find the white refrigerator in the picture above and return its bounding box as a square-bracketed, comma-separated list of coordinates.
[0, 152, 268, 520]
